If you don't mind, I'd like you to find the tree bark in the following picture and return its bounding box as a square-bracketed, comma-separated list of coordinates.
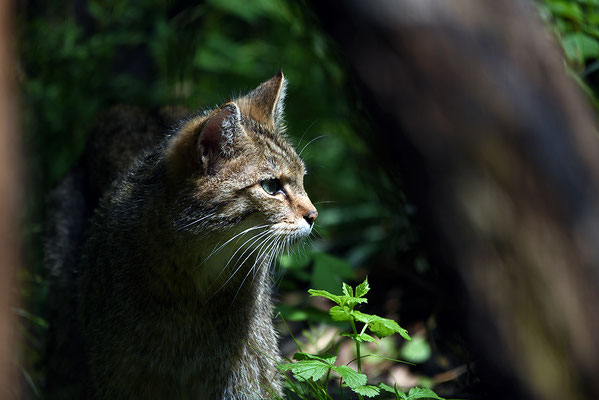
[0, 0, 19, 398]
[312, 1, 599, 399]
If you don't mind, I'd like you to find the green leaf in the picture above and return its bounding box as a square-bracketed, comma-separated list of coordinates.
[329, 305, 353, 321]
[332, 365, 367, 388]
[343, 295, 368, 308]
[340, 332, 376, 343]
[353, 311, 411, 340]
[355, 277, 370, 298]
[311, 253, 354, 294]
[379, 383, 408, 400]
[407, 387, 445, 400]
[308, 289, 343, 306]
[279, 359, 332, 382]
[310, 287, 367, 309]
[342, 282, 354, 297]
[546, 2, 583, 20]
[562, 32, 599, 62]
[353, 384, 381, 397]
[400, 336, 432, 363]
[292, 352, 336, 365]
[279, 251, 311, 270]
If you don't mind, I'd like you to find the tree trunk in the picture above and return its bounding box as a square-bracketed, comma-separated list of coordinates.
[312, 1, 599, 399]
[0, 0, 19, 398]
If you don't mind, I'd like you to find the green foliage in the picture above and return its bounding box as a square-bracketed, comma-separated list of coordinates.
[280, 353, 337, 382]
[539, 0, 599, 67]
[538, 0, 599, 109]
[19, 1, 442, 397]
[379, 384, 445, 400]
[400, 336, 432, 364]
[309, 279, 410, 341]
[281, 279, 443, 400]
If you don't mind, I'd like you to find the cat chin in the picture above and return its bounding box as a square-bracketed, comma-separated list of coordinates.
[271, 221, 312, 243]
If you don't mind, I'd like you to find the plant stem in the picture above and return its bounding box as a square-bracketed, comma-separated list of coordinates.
[350, 320, 361, 373]
[350, 319, 364, 400]
[279, 313, 303, 353]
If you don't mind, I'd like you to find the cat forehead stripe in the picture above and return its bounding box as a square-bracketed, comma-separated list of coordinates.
[240, 119, 303, 165]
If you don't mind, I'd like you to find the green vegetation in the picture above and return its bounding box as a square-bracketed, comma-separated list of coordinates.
[538, 0, 599, 106]
[279, 279, 445, 400]
[19, 0, 599, 399]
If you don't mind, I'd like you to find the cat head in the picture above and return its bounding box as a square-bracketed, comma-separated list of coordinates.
[166, 72, 317, 268]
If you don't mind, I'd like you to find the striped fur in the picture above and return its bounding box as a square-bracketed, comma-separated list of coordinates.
[47, 74, 317, 399]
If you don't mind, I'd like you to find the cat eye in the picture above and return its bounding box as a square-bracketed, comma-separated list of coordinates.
[260, 178, 284, 196]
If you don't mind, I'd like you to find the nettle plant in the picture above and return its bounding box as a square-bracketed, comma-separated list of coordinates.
[279, 278, 445, 400]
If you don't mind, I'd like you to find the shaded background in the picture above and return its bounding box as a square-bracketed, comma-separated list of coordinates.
[16, 0, 599, 399]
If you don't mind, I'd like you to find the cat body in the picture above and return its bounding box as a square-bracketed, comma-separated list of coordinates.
[45, 73, 317, 399]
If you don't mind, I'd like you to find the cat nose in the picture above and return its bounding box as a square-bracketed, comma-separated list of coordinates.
[303, 210, 318, 226]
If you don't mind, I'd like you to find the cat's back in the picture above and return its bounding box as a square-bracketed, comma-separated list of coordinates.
[43, 104, 188, 398]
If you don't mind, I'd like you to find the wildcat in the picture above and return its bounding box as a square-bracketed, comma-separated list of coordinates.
[44, 72, 317, 399]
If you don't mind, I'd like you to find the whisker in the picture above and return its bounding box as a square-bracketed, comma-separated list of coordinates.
[177, 212, 216, 231]
[216, 233, 277, 300]
[200, 224, 269, 266]
[205, 230, 271, 288]
[312, 200, 336, 206]
[231, 235, 281, 307]
[312, 227, 324, 240]
[296, 119, 317, 150]
[298, 135, 327, 157]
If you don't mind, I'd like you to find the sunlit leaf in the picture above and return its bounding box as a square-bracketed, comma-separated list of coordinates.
[407, 386, 445, 400]
[355, 277, 370, 298]
[353, 384, 381, 397]
[340, 332, 376, 343]
[342, 282, 353, 297]
[308, 289, 342, 306]
[329, 305, 353, 321]
[292, 352, 336, 365]
[332, 365, 367, 388]
[279, 360, 332, 382]
[353, 311, 411, 340]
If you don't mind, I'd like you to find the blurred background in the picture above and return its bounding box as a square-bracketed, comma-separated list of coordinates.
[15, 0, 599, 399]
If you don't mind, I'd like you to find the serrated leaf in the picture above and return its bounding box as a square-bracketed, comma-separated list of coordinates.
[279, 360, 331, 382]
[308, 289, 342, 306]
[340, 332, 376, 343]
[379, 383, 409, 399]
[407, 387, 445, 400]
[353, 311, 411, 340]
[332, 365, 367, 388]
[378, 383, 396, 394]
[293, 352, 336, 365]
[342, 282, 354, 297]
[343, 295, 368, 308]
[329, 305, 353, 321]
[353, 384, 380, 397]
[355, 277, 370, 298]
[308, 288, 366, 308]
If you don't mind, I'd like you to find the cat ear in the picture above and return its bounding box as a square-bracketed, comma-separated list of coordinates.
[197, 101, 241, 165]
[243, 71, 287, 129]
